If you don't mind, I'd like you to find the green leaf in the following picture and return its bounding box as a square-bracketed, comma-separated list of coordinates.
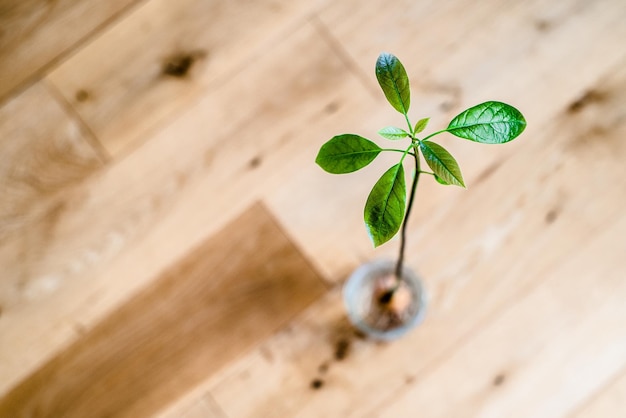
[378, 126, 409, 140]
[375, 52, 411, 115]
[364, 163, 406, 247]
[447, 101, 526, 144]
[434, 174, 449, 185]
[413, 117, 430, 134]
[419, 141, 465, 187]
[316, 134, 381, 174]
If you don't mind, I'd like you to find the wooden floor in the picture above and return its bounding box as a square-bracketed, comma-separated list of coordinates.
[1, 0, 625, 416]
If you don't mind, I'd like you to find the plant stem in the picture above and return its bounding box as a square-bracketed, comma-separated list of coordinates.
[404, 113, 413, 135]
[382, 148, 416, 157]
[421, 129, 448, 142]
[394, 144, 421, 279]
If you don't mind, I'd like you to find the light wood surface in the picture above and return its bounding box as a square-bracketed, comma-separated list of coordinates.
[0, 0, 141, 101]
[47, 0, 327, 156]
[1, 0, 625, 416]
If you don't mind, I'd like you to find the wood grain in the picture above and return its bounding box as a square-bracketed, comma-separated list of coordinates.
[0, 81, 104, 305]
[572, 369, 626, 418]
[0, 21, 361, 396]
[0, 0, 140, 101]
[47, 0, 327, 156]
[0, 82, 104, 231]
[0, 202, 327, 418]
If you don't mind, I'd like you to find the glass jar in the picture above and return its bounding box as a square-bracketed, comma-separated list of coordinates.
[343, 259, 427, 340]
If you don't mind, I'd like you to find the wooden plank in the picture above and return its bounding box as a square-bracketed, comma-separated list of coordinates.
[0, 202, 327, 418]
[46, 0, 327, 156]
[572, 369, 626, 418]
[169, 55, 626, 417]
[0, 21, 365, 397]
[0, 0, 139, 101]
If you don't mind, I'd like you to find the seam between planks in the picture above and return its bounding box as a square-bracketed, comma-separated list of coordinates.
[309, 13, 379, 100]
[92, 13, 327, 166]
[202, 393, 230, 418]
[0, 0, 151, 107]
[566, 363, 626, 418]
[258, 199, 335, 288]
[43, 79, 112, 163]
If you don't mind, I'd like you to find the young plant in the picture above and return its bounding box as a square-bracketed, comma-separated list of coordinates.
[316, 52, 526, 289]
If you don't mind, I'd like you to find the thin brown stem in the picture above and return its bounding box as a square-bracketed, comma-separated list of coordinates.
[395, 145, 420, 279]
